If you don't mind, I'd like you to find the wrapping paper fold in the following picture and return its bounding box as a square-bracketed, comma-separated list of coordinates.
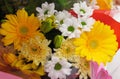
[0, 71, 22, 79]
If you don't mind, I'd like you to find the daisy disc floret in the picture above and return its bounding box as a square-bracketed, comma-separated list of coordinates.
[0, 9, 40, 50]
[74, 21, 118, 64]
[45, 56, 72, 79]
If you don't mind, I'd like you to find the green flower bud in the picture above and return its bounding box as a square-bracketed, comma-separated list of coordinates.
[54, 35, 64, 48]
[40, 16, 56, 33]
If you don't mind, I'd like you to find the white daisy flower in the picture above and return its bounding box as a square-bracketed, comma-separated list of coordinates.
[78, 17, 95, 32]
[72, 1, 93, 17]
[45, 56, 72, 79]
[55, 10, 72, 25]
[36, 2, 57, 20]
[59, 17, 81, 38]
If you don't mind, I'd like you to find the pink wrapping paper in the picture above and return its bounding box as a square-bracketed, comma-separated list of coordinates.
[0, 71, 22, 79]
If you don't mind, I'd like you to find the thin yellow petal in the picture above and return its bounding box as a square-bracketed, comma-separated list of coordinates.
[28, 14, 40, 30]
[2, 38, 14, 46]
[35, 66, 45, 76]
[17, 9, 28, 23]
[0, 29, 8, 35]
[6, 15, 18, 26]
[1, 23, 16, 32]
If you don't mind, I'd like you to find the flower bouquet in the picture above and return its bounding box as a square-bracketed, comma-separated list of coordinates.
[0, 0, 120, 79]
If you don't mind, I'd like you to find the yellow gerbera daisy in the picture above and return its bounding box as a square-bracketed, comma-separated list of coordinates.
[19, 35, 51, 66]
[74, 21, 118, 64]
[0, 9, 40, 50]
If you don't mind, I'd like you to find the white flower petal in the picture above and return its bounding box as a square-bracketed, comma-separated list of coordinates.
[62, 68, 72, 75]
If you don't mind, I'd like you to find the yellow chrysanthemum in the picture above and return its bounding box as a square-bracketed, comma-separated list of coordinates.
[54, 39, 77, 62]
[96, 0, 112, 10]
[0, 9, 40, 50]
[74, 21, 118, 64]
[19, 35, 51, 66]
[77, 58, 90, 79]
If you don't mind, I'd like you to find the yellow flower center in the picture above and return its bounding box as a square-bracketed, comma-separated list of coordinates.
[89, 40, 98, 49]
[19, 26, 29, 35]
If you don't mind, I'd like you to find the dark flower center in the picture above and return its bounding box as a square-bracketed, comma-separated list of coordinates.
[54, 62, 62, 70]
[68, 26, 75, 32]
[19, 26, 28, 35]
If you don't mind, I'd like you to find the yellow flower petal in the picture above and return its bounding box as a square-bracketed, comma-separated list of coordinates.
[17, 9, 28, 23]
[35, 66, 45, 76]
[2, 38, 14, 46]
[0, 29, 8, 35]
[28, 14, 40, 30]
[1, 23, 16, 32]
[6, 15, 18, 26]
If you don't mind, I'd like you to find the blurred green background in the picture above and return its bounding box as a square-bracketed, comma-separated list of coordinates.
[0, 0, 82, 21]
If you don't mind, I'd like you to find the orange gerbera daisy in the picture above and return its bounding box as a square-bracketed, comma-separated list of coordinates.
[0, 9, 40, 50]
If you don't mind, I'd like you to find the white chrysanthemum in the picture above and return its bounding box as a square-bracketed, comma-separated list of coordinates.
[59, 17, 81, 38]
[78, 17, 95, 32]
[45, 56, 72, 79]
[36, 2, 57, 20]
[55, 10, 72, 25]
[72, 1, 93, 17]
